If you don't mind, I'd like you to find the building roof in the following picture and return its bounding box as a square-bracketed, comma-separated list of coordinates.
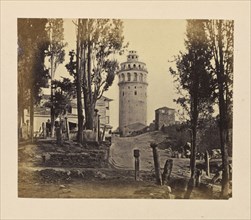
[100, 96, 113, 102]
[155, 106, 175, 112]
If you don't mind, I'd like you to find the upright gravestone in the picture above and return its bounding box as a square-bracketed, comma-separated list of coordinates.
[133, 149, 140, 181]
[150, 143, 162, 185]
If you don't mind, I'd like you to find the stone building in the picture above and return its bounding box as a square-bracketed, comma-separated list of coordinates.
[155, 107, 175, 130]
[117, 51, 148, 136]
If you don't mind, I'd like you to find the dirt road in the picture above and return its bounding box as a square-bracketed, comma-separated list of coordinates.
[109, 132, 172, 170]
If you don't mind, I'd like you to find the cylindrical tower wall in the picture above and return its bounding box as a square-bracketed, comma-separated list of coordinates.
[118, 51, 148, 135]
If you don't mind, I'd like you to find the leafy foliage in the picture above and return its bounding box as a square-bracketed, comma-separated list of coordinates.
[45, 19, 67, 79]
[18, 19, 50, 121]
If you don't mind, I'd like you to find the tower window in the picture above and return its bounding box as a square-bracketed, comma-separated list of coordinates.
[135, 91, 137, 95]
[128, 64, 131, 69]
[121, 73, 125, 81]
[127, 72, 131, 81]
[132, 56, 134, 59]
[135, 86, 136, 89]
[133, 64, 136, 68]
[140, 73, 143, 81]
[123, 92, 124, 96]
[134, 72, 137, 81]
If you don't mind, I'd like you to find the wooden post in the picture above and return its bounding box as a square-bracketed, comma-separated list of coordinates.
[101, 125, 106, 141]
[150, 143, 162, 185]
[133, 149, 140, 181]
[65, 117, 69, 140]
[162, 159, 173, 184]
[42, 122, 46, 139]
[98, 115, 101, 142]
[205, 150, 210, 177]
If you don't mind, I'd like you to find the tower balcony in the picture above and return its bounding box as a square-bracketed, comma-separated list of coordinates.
[118, 80, 148, 86]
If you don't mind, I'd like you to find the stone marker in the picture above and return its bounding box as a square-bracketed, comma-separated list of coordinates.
[195, 169, 202, 187]
[150, 143, 162, 185]
[162, 159, 173, 184]
[133, 149, 140, 181]
[205, 150, 210, 177]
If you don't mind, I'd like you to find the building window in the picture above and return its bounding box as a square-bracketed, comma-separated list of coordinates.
[135, 86, 136, 89]
[127, 72, 131, 81]
[106, 116, 110, 124]
[135, 91, 137, 95]
[128, 64, 131, 69]
[132, 56, 134, 59]
[133, 64, 136, 68]
[123, 92, 124, 96]
[105, 101, 109, 110]
[121, 73, 125, 81]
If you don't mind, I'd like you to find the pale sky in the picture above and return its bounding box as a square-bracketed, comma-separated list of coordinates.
[54, 19, 187, 129]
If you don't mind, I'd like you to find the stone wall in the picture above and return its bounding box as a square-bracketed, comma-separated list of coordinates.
[40, 141, 111, 168]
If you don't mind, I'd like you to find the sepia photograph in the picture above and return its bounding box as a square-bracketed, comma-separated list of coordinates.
[1, 1, 250, 220]
[18, 18, 233, 200]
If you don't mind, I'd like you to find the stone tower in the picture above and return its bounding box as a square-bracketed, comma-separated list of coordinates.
[117, 50, 148, 136]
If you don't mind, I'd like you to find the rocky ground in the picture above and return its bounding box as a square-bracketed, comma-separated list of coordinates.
[18, 131, 230, 199]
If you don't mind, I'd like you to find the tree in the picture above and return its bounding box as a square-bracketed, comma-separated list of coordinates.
[44, 78, 75, 116]
[205, 20, 233, 199]
[170, 20, 214, 196]
[18, 19, 50, 141]
[66, 19, 127, 143]
[79, 19, 127, 130]
[65, 33, 85, 143]
[45, 19, 67, 137]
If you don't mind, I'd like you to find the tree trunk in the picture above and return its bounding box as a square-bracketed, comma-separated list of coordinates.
[50, 50, 55, 138]
[217, 21, 230, 198]
[84, 102, 94, 130]
[51, 83, 55, 138]
[85, 31, 94, 130]
[187, 66, 199, 198]
[76, 19, 84, 143]
[30, 88, 34, 143]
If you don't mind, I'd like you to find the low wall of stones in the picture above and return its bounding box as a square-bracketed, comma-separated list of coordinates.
[43, 150, 109, 168]
[40, 141, 111, 168]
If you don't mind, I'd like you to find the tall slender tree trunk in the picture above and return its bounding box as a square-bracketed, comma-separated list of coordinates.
[84, 29, 94, 130]
[76, 19, 84, 143]
[50, 54, 55, 138]
[217, 21, 230, 198]
[185, 68, 199, 199]
[217, 69, 230, 199]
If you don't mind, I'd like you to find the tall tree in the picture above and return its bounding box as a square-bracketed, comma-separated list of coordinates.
[79, 19, 127, 130]
[66, 19, 127, 143]
[206, 20, 233, 198]
[65, 30, 85, 143]
[18, 19, 50, 141]
[170, 20, 214, 197]
[46, 19, 67, 137]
